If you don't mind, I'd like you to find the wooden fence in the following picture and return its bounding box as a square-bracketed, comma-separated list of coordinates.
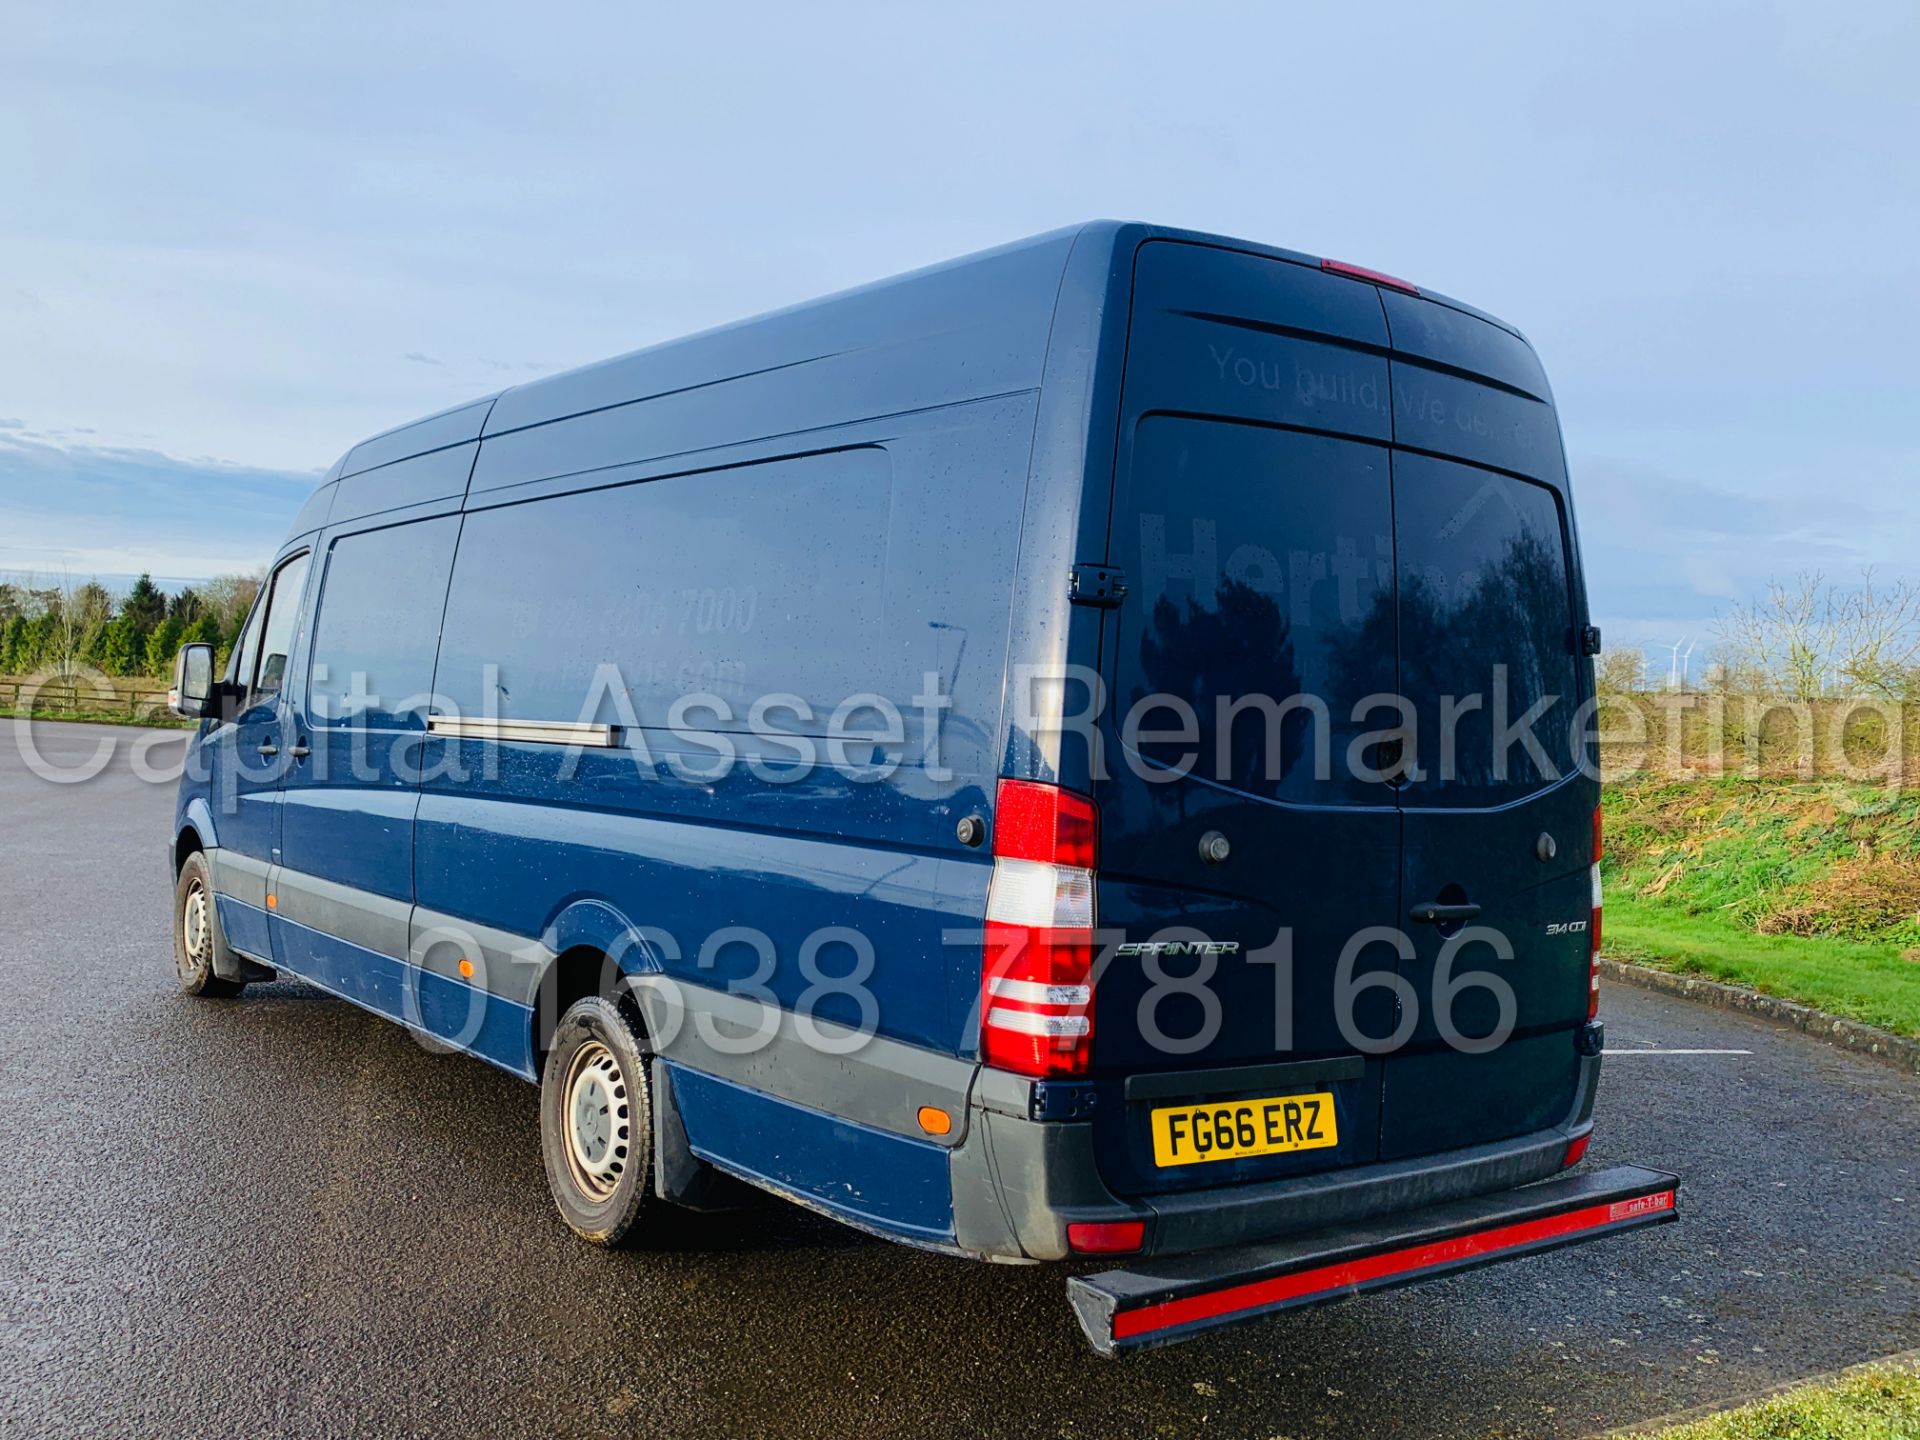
[0, 675, 174, 720]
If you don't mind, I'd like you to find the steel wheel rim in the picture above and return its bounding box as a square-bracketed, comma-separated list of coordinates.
[180, 879, 212, 981]
[562, 1039, 631, 1201]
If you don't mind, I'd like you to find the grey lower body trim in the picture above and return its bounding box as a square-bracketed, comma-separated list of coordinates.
[208, 847, 269, 910]
[403, 902, 977, 1148]
[627, 974, 977, 1149]
[408, 905, 554, 1006]
[275, 866, 411, 960]
[950, 1053, 1603, 1262]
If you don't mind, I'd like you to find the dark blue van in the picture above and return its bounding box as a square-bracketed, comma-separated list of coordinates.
[167, 222, 1675, 1354]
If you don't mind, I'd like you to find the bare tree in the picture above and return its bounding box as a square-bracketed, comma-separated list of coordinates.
[1713, 569, 1920, 699]
[1594, 647, 1647, 694]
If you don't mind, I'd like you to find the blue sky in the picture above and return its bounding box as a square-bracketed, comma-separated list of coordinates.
[3, 2, 1916, 662]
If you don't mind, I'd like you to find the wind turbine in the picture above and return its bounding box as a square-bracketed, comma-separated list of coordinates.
[1665, 637, 1690, 691]
[1678, 638, 1698, 691]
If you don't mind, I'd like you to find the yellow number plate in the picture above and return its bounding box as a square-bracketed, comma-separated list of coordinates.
[1150, 1091, 1339, 1168]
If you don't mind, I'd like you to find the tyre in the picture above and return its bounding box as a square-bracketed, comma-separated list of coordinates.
[172, 852, 246, 998]
[540, 993, 656, 1245]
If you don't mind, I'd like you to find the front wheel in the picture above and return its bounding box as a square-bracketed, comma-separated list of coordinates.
[540, 994, 656, 1245]
[172, 852, 245, 998]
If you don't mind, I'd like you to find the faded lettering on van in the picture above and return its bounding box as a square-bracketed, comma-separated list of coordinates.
[1139, 514, 1388, 629]
[1206, 343, 1385, 416]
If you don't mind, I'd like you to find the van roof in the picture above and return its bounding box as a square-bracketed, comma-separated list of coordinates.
[307, 221, 1539, 511]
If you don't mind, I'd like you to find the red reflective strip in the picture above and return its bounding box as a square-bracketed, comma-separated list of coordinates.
[1111, 1189, 1675, 1341]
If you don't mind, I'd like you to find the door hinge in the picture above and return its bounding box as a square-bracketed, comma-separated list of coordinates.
[1576, 624, 1603, 656]
[1069, 563, 1128, 608]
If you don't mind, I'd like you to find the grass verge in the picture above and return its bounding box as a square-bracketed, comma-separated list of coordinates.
[0, 706, 193, 729]
[1621, 1356, 1920, 1438]
[1607, 894, 1920, 1039]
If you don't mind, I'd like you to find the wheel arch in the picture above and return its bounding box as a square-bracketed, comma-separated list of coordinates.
[528, 899, 663, 1078]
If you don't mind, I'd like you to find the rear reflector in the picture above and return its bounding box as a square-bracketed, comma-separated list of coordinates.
[982, 780, 1100, 1077]
[1320, 257, 1419, 295]
[1589, 861, 1603, 1018]
[1068, 1220, 1146, 1255]
[1068, 1164, 1678, 1356]
[1564, 1132, 1591, 1167]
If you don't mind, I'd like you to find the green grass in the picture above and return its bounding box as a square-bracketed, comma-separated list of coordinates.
[1606, 896, 1920, 1038]
[1621, 1357, 1920, 1438]
[1601, 777, 1920, 1038]
[0, 705, 192, 729]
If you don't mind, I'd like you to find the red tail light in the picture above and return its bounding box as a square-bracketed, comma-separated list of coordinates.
[1563, 1132, 1591, 1168]
[1068, 1219, 1145, 1255]
[981, 779, 1098, 1078]
[1320, 257, 1419, 295]
[1589, 805, 1603, 1019]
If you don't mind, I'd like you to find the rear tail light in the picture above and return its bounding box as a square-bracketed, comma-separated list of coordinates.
[1320, 256, 1420, 295]
[982, 779, 1098, 1078]
[1588, 805, 1603, 1019]
[1068, 1219, 1145, 1255]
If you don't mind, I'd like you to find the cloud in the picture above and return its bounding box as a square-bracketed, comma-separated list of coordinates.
[1573, 452, 1920, 661]
[0, 434, 314, 583]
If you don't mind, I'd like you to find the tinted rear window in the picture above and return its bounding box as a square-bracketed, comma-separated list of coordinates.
[1393, 452, 1578, 806]
[1117, 417, 1394, 807]
[1115, 420, 1579, 808]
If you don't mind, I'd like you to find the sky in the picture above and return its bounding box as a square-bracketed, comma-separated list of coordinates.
[2, 1, 1916, 666]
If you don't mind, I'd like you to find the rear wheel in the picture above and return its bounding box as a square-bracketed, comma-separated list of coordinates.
[540, 993, 655, 1245]
[172, 852, 245, 999]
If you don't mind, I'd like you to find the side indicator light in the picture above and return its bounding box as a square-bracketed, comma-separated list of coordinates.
[1320, 257, 1419, 295]
[458, 958, 475, 980]
[265, 894, 277, 910]
[916, 1106, 952, 1137]
[1068, 1220, 1145, 1255]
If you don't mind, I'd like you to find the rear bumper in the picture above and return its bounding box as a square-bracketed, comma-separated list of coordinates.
[1067, 1163, 1678, 1356]
[951, 1047, 1601, 1262]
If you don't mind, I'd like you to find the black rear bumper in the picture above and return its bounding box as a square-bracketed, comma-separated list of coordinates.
[1067, 1163, 1677, 1356]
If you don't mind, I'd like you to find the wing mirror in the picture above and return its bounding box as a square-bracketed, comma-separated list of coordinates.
[170, 643, 215, 719]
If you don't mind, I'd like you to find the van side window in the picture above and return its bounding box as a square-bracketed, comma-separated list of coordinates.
[248, 553, 310, 705]
[433, 450, 892, 728]
[306, 517, 460, 728]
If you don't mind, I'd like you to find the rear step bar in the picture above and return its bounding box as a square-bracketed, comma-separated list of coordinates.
[1068, 1164, 1678, 1357]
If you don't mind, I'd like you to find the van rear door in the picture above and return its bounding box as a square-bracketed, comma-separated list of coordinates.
[1091, 242, 1403, 1197]
[1377, 292, 1597, 1158]
[1090, 241, 1597, 1196]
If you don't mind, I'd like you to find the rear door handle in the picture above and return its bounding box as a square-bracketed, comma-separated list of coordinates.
[257, 741, 279, 758]
[1409, 901, 1482, 924]
[290, 740, 310, 760]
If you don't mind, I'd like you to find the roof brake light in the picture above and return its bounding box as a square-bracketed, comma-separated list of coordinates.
[1320, 257, 1419, 295]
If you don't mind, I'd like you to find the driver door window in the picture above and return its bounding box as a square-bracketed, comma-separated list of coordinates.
[235, 553, 310, 710]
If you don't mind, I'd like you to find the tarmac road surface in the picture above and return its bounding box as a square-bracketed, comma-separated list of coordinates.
[2, 723, 1916, 1438]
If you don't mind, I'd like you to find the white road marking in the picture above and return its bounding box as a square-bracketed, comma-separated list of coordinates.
[1608, 1048, 1753, 1056]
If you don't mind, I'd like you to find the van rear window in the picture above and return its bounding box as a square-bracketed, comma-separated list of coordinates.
[1393, 453, 1578, 807]
[1117, 419, 1580, 807]
[1118, 417, 1395, 808]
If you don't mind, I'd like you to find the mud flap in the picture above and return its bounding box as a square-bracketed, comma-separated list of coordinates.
[1067, 1164, 1678, 1356]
